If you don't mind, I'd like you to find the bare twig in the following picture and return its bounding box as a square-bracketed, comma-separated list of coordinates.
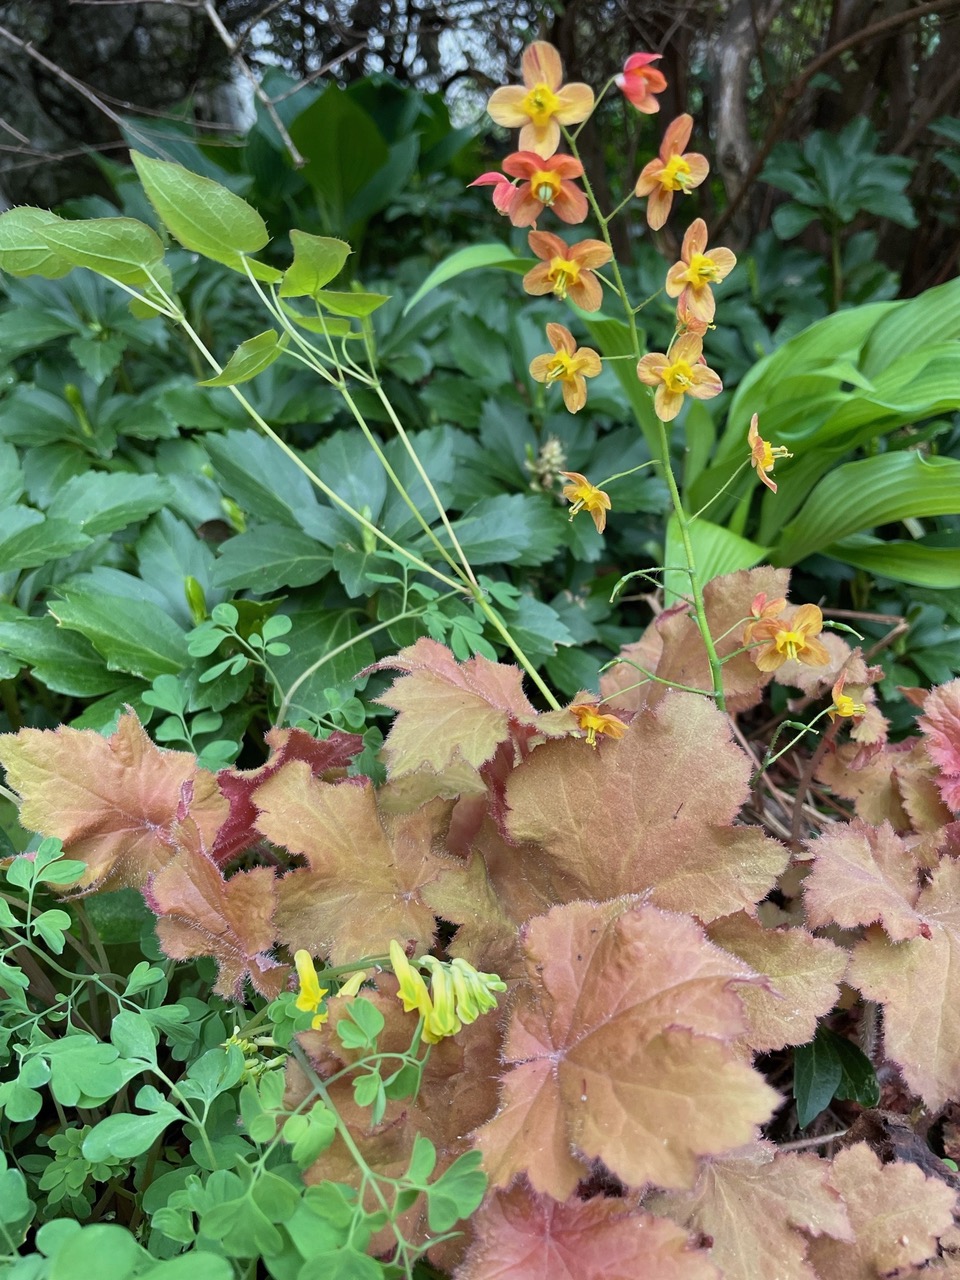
[778, 1129, 849, 1153]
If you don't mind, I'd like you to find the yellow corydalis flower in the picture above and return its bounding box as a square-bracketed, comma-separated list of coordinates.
[388, 941, 506, 1045]
[294, 950, 329, 1029]
[559, 471, 611, 534]
[748, 414, 792, 494]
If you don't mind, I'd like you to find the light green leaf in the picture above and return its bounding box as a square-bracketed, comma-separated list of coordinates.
[51, 588, 188, 679]
[48, 472, 173, 536]
[664, 515, 768, 606]
[39, 216, 164, 286]
[82, 1105, 179, 1162]
[48, 1223, 145, 1280]
[279, 231, 351, 297]
[130, 151, 281, 282]
[314, 289, 390, 317]
[199, 330, 287, 386]
[403, 242, 527, 314]
[0, 206, 73, 278]
[278, 301, 352, 336]
[824, 535, 960, 588]
[0, 507, 90, 571]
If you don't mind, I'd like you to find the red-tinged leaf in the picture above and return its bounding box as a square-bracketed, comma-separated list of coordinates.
[803, 819, 924, 942]
[707, 914, 848, 1052]
[253, 762, 448, 962]
[458, 1182, 721, 1280]
[919, 678, 960, 810]
[147, 848, 286, 1001]
[648, 1141, 853, 1280]
[599, 623, 663, 713]
[808, 1143, 956, 1278]
[370, 638, 558, 790]
[503, 693, 788, 921]
[212, 726, 362, 866]
[848, 858, 960, 1109]
[0, 711, 228, 891]
[474, 899, 778, 1199]
[421, 851, 522, 979]
[817, 741, 913, 831]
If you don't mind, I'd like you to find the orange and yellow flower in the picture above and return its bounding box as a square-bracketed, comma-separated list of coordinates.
[559, 470, 611, 533]
[748, 413, 792, 494]
[530, 323, 601, 413]
[467, 170, 515, 215]
[743, 591, 787, 644]
[749, 604, 831, 672]
[523, 231, 611, 309]
[828, 672, 867, 723]
[634, 114, 709, 230]
[675, 293, 711, 338]
[636, 333, 722, 422]
[665, 218, 736, 324]
[616, 52, 667, 113]
[486, 41, 594, 159]
[501, 150, 588, 226]
[570, 700, 628, 747]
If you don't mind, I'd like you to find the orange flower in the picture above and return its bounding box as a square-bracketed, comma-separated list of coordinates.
[828, 672, 867, 723]
[530, 323, 601, 413]
[523, 231, 611, 310]
[616, 52, 667, 114]
[570, 700, 627, 747]
[501, 151, 588, 226]
[467, 170, 515, 215]
[675, 293, 710, 338]
[636, 333, 722, 422]
[749, 604, 831, 672]
[748, 413, 792, 494]
[486, 41, 594, 159]
[742, 591, 787, 644]
[559, 471, 611, 533]
[634, 114, 709, 231]
[665, 219, 736, 324]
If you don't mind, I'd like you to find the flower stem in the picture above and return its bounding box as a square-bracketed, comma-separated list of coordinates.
[471, 590, 561, 710]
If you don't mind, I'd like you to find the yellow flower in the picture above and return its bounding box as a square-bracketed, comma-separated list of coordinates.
[449, 957, 505, 1024]
[421, 957, 461, 1044]
[389, 939, 432, 1018]
[665, 219, 736, 325]
[749, 604, 831, 672]
[636, 333, 722, 422]
[530, 323, 602, 413]
[486, 42, 594, 159]
[569, 700, 628, 747]
[294, 950, 328, 1029]
[748, 413, 792, 494]
[634, 114, 709, 230]
[559, 471, 611, 533]
[389, 943, 507, 1045]
[828, 673, 867, 723]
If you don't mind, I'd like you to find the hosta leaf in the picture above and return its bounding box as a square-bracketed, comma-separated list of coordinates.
[825, 535, 960, 588]
[402, 243, 527, 315]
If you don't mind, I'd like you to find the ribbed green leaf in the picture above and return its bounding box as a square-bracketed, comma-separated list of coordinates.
[664, 515, 767, 606]
[824, 536, 960, 588]
[860, 276, 960, 378]
[402, 243, 529, 315]
[39, 217, 164, 287]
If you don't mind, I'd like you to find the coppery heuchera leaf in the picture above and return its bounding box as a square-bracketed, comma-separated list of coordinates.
[146, 848, 286, 1001]
[648, 1141, 853, 1280]
[919, 678, 960, 811]
[422, 851, 522, 979]
[502, 692, 788, 921]
[458, 1182, 721, 1280]
[253, 761, 449, 962]
[474, 899, 778, 1200]
[807, 1143, 956, 1278]
[803, 819, 926, 942]
[707, 914, 848, 1052]
[848, 857, 960, 1109]
[0, 710, 227, 891]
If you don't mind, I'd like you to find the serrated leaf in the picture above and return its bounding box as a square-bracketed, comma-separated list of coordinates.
[0, 206, 73, 278]
[804, 818, 925, 941]
[51, 588, 187, 680]
[314, 288, 389, 317]
[199, 330, 287, 387]
[39, 216, 164, 286]
[48, 472, 173, 536]
[0, 507, 90, 571]
[279, 231, 351, 297]
[211, 522, 332, 591]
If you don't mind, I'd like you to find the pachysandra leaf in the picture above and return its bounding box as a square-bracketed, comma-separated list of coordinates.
[707, 914, 848, 1052]
[919, 678, 960, 811]
[459, 1182, 721, 1280]
[474, 899, 778, 1199]
[146, 848, 286, 1001]
[254, 763, 447, 963]
[803, 819, 925, 941]
[848, 857, 960, 1108]
[648, 1141, 853, 1280]
[808, 1143, 956, 1278]
[503, 692, 788, 920]
[0, 711, 227, 891]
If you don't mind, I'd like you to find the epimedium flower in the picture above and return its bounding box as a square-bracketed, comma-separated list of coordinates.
[636, 332, 722, 422]
[559, 470, 611, 533]
[486, 41, 594, 159]
[828, 672, 867, 723]
[501, 150, 588, 226]
[467, 170, 515, 215]
[665, 218, 736, 324]
[529, 322, 602, 413]
[523, 230, 611, 310]
[616, 52, 667, 113]
[675, 292, 711, 338]
[743, 591, 787, 645]
[748, 413, 792, 494]
[634, 114, 709, 231]
[294, 949, 329, 1029]
[749, 604, 831, 672]
[569, 699, 628, 747]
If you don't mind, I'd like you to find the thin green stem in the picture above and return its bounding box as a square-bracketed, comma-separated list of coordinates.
[569, 75, 617, 141]
[689, 459, 750, 522]
[471, 592, 561, 710]
[600, 657, 713, 697]
[597, 460, 657, 488]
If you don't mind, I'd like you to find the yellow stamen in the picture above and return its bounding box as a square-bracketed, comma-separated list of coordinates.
[658, 154, 693, 192]
[685, 252, 720, 287]
[546, 350, 576, 382]
[521, 82, 561, 127]
[547, 256, 581, 298]
[661, 358, 694, 394]
[774, 629, 805, 662]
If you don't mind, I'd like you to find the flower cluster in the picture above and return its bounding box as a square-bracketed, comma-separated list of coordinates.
[389, 940, 507, 1045]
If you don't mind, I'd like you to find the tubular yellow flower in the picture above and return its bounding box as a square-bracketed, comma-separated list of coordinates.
[449, 957, 506, 1024]
[665, 219, 736, 324]
[559, 470, 611, 533]
[421, 957, 461, 1044]
[828, 673, 867, 723]
[570, 700, 628, 747]
[636, 333, 722, 422]
[530, 322, 602, 413]
[294, 950, 329, 1029]
[389, 939, 432, 1018]
[486, 42, 594, 159]
[389, 944, 507, 1044]
[748, 413, 792, 494]
[750, 604, 831, 672]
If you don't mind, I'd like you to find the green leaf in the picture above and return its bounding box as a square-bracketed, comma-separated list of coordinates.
[583, 314, 660, 458]
[48, 471, 173, 536]
[825, 535, 960, 588]
[297, 1248, 383, 1280]
[403, 243, 527, 314]
[82, 1104, 180, 1161]
[794, 1026, 879, 1128]
[437, 493, 565, 567]
[335, 997, 384, 1050]
[664, 515, 768, 606]
[0, 206, 73, 278]
[48, 1223, 145, 1280]
[32, 908, 72, 954]
[0, 507, 90, 571]
[212, 522, 332, 591]
[406, 1133, 437, 1183]
[130, 151, 281, 282]
[39, 216, 165, 286]
[0, 614, 120, 697]
[199, 330, 287, 387]
[51, 588, 188, 680]
[110, 1011, 158, 1063]
[425, 1150, 486, 1233]
[314, 289, 390, 317]
[279, 231, 351, 297]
